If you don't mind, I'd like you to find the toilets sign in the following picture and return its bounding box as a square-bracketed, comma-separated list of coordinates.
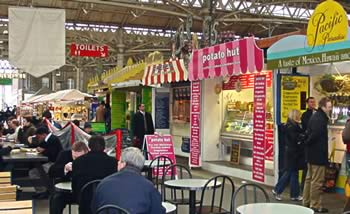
[70, 43, 109, 57]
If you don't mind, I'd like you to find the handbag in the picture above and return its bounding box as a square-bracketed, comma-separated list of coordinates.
[323, 141, 341, 192]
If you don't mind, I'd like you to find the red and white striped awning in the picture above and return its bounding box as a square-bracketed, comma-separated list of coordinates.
[142, 59, 188, 85]
[189, 37, 264, 81]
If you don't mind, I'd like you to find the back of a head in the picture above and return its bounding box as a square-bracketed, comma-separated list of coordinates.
[24, 117, 33, 124]
[72, 120, 80, 127]
[72, 141, 89, 153]
[35, 126, 49, 135]
[88, 135, 105, 152]
[318, 97, 330, 108]
[43, 110, 52, 119]
[121, 147, 145, 170]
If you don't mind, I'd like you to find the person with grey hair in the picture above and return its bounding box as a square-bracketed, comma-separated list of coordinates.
[92, 147, 165, 214]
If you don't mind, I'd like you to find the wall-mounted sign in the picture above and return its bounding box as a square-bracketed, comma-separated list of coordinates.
[190, 81, 201, 167]
[0, 72, 26, 79]
[0, 78, 12, 85]
[223, 72, 272, 90]
[307, 0, 348, 48]
[70, 43, 108, 57]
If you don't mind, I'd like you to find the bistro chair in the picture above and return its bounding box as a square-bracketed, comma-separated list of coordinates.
[78, 179, 101, 214]
[96, 204, 130, 214]
[148, 156, 173, 190]
[197, 175, 235, 214]
[231, 182, 270, 214]
[161, 164, 200, 213]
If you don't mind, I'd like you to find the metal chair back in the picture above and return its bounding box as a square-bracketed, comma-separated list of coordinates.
[96, 204, 130, 214]
[231, 182, 270, 214]
[78, 179, 101, 214]
[149, 155, 173, 190]
[198, 175, 235, 214]
[161, 164, 192, 202]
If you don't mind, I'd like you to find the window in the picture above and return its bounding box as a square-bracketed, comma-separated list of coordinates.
[42, 77, 50, 88]
[172, 86, 191, 123]
[67, 78, 75, 89]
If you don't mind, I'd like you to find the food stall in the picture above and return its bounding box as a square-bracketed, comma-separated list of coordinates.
[267, 0, 350, 191]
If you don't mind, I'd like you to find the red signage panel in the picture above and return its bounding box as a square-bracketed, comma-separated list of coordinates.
[223, 72, 272, 90]
[70, 43, 108, 57]
[190, 81, 201, 167]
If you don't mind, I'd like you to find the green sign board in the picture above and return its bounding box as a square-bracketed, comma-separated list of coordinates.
[142, 87, 152, 113]
[111, 90, 126, 129]
[91, 122, 106, 133]
[0, 78, 13, 85]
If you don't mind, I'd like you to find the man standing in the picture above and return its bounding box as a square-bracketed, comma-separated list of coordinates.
[132, 103, 155, 149]
[49, 142, 89, 214]
[30, 127, 63, 198]
[95, 101, 105, 123]
[92, 147, 165, 214]
[72, 135, 116, 214]
[303, 97, 332, 213]
[301, 97, 317, 132]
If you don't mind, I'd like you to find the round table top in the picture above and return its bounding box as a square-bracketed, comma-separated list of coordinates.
[164, 179, 221, 191]
[55, 182, 72, 192]
[236, 203, 314, 214]
[162, 202, 176, 213]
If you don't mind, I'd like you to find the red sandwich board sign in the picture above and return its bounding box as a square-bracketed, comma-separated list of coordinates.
[70, 43, 108, 57]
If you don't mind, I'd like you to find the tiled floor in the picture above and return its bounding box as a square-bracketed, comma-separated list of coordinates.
[33, 167, 346, 214]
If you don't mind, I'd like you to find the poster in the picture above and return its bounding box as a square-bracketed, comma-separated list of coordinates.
[145, 134, 176, 176]
[190, 81, 201, 167]
[155, 93, 170, 129]
[223, 72, 272, 90]
[252, 75, 266, 182]
[280, 75, 309, 123]
[111, 90, 126, 129]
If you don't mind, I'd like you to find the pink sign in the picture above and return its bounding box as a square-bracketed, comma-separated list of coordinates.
[265, 129, 274, 161]
[252, 75, 266, 182]
[188, 37, 264, 81]
[145, 134, 176, 175]
[223, 72, 272, 90]
[190, 81, 201, 167]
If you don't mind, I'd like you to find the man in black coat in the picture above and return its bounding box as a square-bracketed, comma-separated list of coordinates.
[72, 135, 117, 214]
[301, 97, 317, 132]
[49, 142, 88, 214]
[132, 103, 155, 149]
[92, 147, 165, 214]
[29, 126, 63, 199]
[303, 97, 332, 213]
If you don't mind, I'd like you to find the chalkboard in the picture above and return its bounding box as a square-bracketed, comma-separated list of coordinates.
[155, 93, 170, 129]
[231, 141, 240, 165]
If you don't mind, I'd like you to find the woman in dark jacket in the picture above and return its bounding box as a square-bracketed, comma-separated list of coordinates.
[273, 109, 305, 201]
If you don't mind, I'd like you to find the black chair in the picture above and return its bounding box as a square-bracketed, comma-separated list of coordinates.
[78, 179, 101, 214]
[197, 175, 235, 214]
[231, 182, 270, 214]
[161, 164, 200, 213]
[148, 155, 173, 190]
[96, 204, 130, 214]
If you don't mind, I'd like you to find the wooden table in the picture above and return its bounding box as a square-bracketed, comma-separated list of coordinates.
[0, 200, 32, 214]
[164, 179, 221, 214]
[236, 203, 314, 214]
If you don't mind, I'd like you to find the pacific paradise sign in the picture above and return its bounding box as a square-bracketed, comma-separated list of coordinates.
[267, 0, 350, 70]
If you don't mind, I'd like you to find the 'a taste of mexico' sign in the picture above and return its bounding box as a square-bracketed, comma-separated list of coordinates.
[307, 0, 348, 48]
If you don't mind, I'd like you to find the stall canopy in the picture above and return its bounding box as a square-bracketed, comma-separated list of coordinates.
[142, 59, 188, 85]
[188, 37, 264, 81]
[34, 89, 93, 103]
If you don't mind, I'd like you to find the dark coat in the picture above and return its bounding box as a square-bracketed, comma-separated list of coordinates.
[48, 150, 73, 182]
[301, 108, 315, 132]
[132, 111, 155, 140]
[0, 145, 12, 171]
[92, 166, 165, 214]
[305, 108, 329, 166]
[284, 119, 306, 170]
[20, 125, 36, 145]
[38, 134, 63, 162]
[72, 151, 117, 214]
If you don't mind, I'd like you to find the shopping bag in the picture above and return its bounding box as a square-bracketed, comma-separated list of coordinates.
[323, 141, 341, 192]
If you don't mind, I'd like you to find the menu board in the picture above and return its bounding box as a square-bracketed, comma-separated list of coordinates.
[190, 81, 201, 167]
[252, 75, 266, 183]
[230, 141, 240, 164]
[223, 72, 272, 90]
[280, 75, 309, 123]
[155, 93, 170, 129]
[111, 90, 126, 129]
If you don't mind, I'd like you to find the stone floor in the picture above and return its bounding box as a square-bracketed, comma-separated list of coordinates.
[32, 167, 346, 214]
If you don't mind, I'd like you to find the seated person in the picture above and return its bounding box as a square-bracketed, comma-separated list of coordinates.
[6, 119, 22, 143]
[29, 127, 63, 199]
[2, 116, 15, 135]
[83, 123, 96, 135]
[49, 142, 88, 214]
[20, 117, 36, 145]
[92, 147, 165, 214]
[72, 135, 116, 214]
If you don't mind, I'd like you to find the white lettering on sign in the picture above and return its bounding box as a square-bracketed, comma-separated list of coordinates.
[202, 47, 240, 64]
[76, 44, 105, 52]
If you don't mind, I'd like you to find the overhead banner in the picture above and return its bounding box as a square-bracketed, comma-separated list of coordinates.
[9, 7, 65, 77]
[70, 44, 108, 57]
[252, 75, 266, 183]
[190, 81, 201, 167]
[267, 0, 350, 69]
[189, 37, 264, 81]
